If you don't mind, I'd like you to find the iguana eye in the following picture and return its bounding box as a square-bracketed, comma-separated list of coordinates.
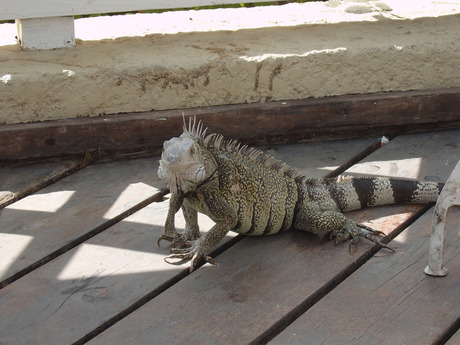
[190, 147, 195, 154]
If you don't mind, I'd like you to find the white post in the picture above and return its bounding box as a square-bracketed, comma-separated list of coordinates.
[16, 16, 75, 50]
[424, 160, 460, 277]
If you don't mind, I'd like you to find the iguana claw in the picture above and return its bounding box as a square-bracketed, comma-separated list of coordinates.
[157, 234, 178, 247]
[331, 220, 395, 253]
[357, 223, 395, 252]
[164, 250, 218, 272]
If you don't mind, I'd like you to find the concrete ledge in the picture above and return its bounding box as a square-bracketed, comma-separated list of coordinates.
[0, 0, 459, 124]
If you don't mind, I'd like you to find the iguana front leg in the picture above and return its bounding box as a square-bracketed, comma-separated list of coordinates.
[165, 218, 236, 271]
[165, 191, 238, 272]
[157, 192, 184, 246]
[172, 204, 201, 248]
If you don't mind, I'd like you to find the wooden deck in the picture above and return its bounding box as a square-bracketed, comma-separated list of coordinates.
[0, 129, 459, 345]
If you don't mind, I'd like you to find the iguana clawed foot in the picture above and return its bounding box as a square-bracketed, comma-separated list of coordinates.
[157, 225, 201, 248]
[159, 231, 216, 272]
[330, 219, 395, 253]
[164, 239, 217, 272]
[158, 235, 194, 249]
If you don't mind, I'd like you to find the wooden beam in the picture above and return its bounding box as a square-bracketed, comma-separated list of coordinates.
[1, 88, 459, 162]
[0, 159, 79, 209]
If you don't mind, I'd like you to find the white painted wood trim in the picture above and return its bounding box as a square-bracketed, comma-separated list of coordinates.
[2, 0, 273, 49]
[0, 0, 273, 21]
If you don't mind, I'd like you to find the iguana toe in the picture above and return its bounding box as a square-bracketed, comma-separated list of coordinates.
[164, 247, 217, 272]
[358, 223, 386, 237]
[357, 223, 395, 252]
[157, 234, 178, 247]
[171, 232, 201, 248]
[171, 238, 192, 248]
[158, 231, 199, 248]
[190, 254, 218, 272]
[332, 220, 395, 253]
[165, 251, 193, 260]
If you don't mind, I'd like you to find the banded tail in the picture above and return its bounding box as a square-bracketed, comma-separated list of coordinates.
[321, 176, 444, 212]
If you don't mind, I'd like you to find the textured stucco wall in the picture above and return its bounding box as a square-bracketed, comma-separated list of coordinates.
[0, 0, 459, 124]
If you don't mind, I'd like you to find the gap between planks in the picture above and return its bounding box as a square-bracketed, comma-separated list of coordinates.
[0, 157, 169, 288]
[249, 204, 434, 345]
[73, 234, 244, 345]
[0, 190, 167, 289]
[324, 136, 384, 178]
[1, 147, 130, 210]
[444, 325, 460, 345]
[0, 160, 80, 209]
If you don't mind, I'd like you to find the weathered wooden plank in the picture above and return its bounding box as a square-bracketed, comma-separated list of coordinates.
[88, 207, 426, 345]
[0, 159, 79, 209]
[346, 129, 460, 182]
[270, 207, 460, 345]
[270, 130, 460, 345]
[0, 88, 459, 161]
[445, 328, 460, 345]
[262, 136, 380, 179]
[0, 138, 374, 344]
[87, 130, 459, 344]
[0, 201, 219, 345]
[0, 158, 163, 287]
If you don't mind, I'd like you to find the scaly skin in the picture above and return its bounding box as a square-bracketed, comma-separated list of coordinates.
[157, 118, 443, 271]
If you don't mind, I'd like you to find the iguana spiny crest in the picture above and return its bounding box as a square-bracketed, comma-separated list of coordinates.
[158, 117, 310, 190]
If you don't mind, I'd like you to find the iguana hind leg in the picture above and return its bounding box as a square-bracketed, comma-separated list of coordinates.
[294, 203, 393, 252]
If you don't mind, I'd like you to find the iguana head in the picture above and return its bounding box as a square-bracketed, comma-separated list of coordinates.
[158, 118, 217, 194]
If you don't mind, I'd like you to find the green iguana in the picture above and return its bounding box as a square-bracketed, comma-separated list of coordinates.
[157, 118, 443, 271]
